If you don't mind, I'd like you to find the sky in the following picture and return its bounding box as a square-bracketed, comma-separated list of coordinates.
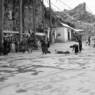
[44, 0, 95, 14]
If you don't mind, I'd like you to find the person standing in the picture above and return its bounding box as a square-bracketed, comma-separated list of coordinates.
[11, 41, 16, 53]
[3, 38, 10, 55]
[88, 36, 91, 46]
[27, 37, 33, 53]
[40, 39, 48, 54]
[78, 36, 82, 52]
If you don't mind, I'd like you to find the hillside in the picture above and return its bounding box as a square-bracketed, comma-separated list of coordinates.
[65, 3, 95, 23]
[55, 3, 95, 34]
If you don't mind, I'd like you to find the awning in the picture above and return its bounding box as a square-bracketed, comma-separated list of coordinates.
[61, 23, 71, 29]
[35, 32, 45, 36]
[61, 22, 84, 34]
[22, 33, 30, 36]
[73, 28, 84, 32]
[3, 30, 19, 34]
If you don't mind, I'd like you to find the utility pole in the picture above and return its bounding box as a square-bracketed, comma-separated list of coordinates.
[0, 0, 4, 54]
[33, 0, 36, 35]
[49, 0, 52, 42]
[42, 0, 45, 31]
[20, 0, 23, 41]
[32, 0, 37, 48]
[2, 0, 4, 42]
[49, 0, 52, 29]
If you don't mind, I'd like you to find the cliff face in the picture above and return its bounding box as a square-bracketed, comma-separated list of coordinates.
[4, 0, 20, 31]
[3, 0, 44, 32]
[24, 0, 43, 32]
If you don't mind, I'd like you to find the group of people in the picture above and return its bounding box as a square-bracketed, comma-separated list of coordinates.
[0, 34, 36, 55]
[40, 35, 83, 55]
[0, 33, 50, 55]
[2, 37, 21, 55]
[0, 33, 84, 56]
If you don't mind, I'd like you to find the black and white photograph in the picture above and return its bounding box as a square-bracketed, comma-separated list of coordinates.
[0, 0, 95, 95]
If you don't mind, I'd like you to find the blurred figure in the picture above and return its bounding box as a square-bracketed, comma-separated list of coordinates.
[40, 39, 51, 54]
[40, 39, 46, 54]
[77, 35, 82, 52]
[27, 37, 33, 53]
[19, 40, 26, 53]
[11, 41, 16, 53]
[93, 38, 95, 47]
[78, 39, 82, 52]
[3, 38, 10, 55]
[70, 44, 79, 54]
[88, 36, 91, 46]
[15, 41, 19, 52]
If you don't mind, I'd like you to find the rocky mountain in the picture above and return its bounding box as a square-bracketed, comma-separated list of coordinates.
[65, 3, 95, 23]
[55, 3, 95, 34]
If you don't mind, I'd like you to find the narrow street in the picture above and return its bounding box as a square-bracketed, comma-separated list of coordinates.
[0, 42, 95, 95]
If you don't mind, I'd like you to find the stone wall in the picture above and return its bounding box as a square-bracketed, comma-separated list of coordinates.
[3, 0, 20, 31]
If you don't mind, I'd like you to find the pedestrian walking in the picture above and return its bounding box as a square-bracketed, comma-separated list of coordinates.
[27, 37, 33, 53]
[93, 38, 95, 47]
[3, 38, 10, 55]
[78, 39, 82, 52]
[40, 39, 46, 54]
[11, 41, 16, 53]
[88, 36, 91, 46]
[76, 35, 82, 52]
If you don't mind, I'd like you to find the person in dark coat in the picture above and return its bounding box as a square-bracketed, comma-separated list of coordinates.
[27, 37, 33, 53]
[78, 39, 82, 52]
[40, 39, 51, 54]
[88, 36, 91, 46]
[40, 39, 46, 54]
[3, 38, 10, 55]
[77, 35, 82, 52]
[70, 44, 79, 54]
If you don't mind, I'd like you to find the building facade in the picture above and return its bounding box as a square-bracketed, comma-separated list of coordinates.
[55, 25, 72, 43]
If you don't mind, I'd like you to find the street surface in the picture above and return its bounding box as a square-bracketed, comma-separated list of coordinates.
[0, 41, 95, 95]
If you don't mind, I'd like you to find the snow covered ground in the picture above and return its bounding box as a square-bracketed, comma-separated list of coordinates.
[0, 41, 95, 95]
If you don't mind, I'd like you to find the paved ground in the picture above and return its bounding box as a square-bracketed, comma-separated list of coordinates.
[0, 41, 95, 95]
